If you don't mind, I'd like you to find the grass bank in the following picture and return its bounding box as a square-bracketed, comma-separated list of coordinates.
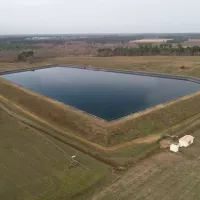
[2, 56, 200, 77]
[107, 91, 200, 146]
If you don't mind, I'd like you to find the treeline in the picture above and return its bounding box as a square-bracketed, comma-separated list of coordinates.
[0, 42, 41, 51]
[12, 40, 66, 45]
[18, 51, 34, 61]
[97, 44, 200, 56]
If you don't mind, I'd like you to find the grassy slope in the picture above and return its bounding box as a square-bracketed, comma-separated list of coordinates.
[107, 92, 200, 146]
[2, 56, 200, 76]
[64, 56, 200, 78]
[0, 78, 108, 145]
[0, 108, 111, 200]
[1, 56, 200, 77]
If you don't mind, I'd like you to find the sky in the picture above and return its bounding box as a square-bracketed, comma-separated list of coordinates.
[0, 0, 200, 34]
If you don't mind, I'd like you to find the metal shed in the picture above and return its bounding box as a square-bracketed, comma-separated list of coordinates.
[170, 143, 180, 152]
[179, 135, 194, 147]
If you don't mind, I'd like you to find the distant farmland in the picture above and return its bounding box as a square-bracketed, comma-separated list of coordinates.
[129, 38, 173, 43]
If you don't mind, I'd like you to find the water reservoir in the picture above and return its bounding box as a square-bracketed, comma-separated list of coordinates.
[2, 66, 200, 120]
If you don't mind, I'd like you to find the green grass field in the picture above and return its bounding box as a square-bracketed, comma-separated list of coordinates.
[0, 108, 112, 200]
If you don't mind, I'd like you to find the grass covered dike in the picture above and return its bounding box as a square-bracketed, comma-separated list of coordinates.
[1, 70, 200, 147]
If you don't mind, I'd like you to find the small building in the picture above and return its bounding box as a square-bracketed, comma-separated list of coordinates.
[179, 135, 194, 147]
[170, 143, 180, 153]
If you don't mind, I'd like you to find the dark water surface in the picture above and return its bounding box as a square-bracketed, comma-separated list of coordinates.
[2, 67, 200, 120]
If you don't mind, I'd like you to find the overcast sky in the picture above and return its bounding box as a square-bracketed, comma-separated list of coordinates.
[0, 0, 200, 34]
